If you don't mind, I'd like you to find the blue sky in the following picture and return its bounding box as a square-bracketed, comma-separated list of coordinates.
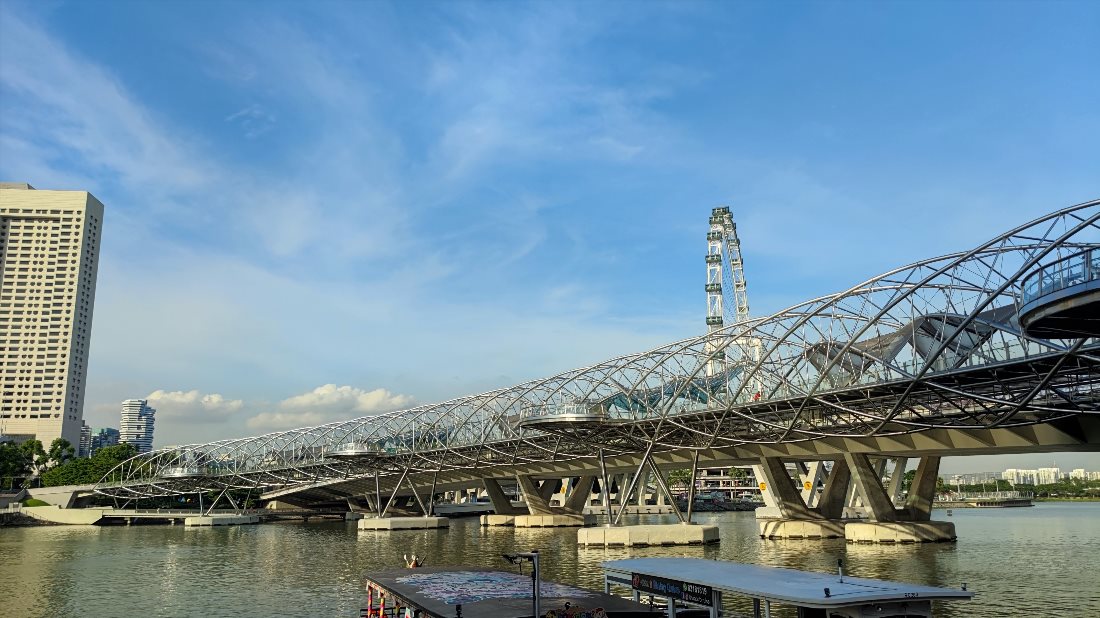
[1, 1, 1097, 473]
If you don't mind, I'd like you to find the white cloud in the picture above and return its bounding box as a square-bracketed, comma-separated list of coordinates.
[280, 384, 412, 414]
[146, 389, 245, 420]
[244, 384, 413, 431]
[245, 411, 330, 431]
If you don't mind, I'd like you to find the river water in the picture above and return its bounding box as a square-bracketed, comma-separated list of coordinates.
[2, 503, 1098, 617]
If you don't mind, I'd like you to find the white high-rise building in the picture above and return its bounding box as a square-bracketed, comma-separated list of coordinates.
[0, 183, 104, 448]
[1002, 469, 1038, 485]
[1037, 467, 1062, 485]
[1070, 468, 1087, 480]
[120, 399, 155, 453]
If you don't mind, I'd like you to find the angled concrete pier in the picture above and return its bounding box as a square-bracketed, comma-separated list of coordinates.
[755, 455, 957, 543]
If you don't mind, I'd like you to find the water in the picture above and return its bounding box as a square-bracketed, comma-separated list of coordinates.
[2, 503, 1098, 617]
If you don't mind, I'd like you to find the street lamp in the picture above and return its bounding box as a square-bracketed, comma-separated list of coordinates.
[502, 550, 541, 618]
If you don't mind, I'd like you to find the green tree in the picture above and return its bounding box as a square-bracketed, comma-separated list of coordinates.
[19, 439, 47, 474]
[0, 442, 33, 488]
[41, 443, 138, 487]
[900, 469, 917, 492]
[667, 468, 693, 489]
[47, 438, 76, 468]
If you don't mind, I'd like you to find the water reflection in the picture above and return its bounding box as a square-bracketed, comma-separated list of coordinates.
[0, 504, 1097, 617]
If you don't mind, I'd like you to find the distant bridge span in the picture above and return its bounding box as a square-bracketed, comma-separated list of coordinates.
[96, 200, 1100, 505]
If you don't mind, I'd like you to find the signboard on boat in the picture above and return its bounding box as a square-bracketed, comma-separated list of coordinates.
[630, 572, 713, 606]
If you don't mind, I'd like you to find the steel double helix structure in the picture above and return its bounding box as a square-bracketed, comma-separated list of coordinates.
[95, 200, 1099, 499]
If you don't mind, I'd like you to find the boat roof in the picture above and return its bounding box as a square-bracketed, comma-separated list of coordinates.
[603, 558, 973, 609]
[364, 567, 653, 618]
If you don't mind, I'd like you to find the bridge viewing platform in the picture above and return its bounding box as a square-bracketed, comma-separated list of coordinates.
[1020, 248, 1100, 338]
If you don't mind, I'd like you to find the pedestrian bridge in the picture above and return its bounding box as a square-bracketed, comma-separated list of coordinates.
[94, 200, 1100, 506]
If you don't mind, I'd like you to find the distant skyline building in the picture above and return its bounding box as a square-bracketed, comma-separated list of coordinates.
[90, 427, 119, 455]
[1037, 467, 1063, 485]
[78, 421, 91, 457]
[119, 399, 155, 453]
[0, 183, 104, 448]
[1002, 469, 1038, 485]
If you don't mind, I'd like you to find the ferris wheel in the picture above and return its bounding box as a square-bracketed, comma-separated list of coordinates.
[704, 206, 763, 395]
[705, 206, 750, 331]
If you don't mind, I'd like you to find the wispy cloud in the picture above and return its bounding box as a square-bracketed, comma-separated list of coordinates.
[225, 104, 276, 139]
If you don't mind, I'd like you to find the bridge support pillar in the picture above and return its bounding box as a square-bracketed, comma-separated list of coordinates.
[634, 470, 649, 506]
[563, 476, 596, 513]
[756, 457, 846, 540]
[845, 456, 955, 543]
[844, 453, 897, 522]
[887, 457, 908, 506]
[757, 457, 819, 520]
[799, 461, 827, 508]
[903, 456, 940, 521]
[483, 478, 524, 515]
[513, 475, 594, 527]
[816, 458, 850, 520]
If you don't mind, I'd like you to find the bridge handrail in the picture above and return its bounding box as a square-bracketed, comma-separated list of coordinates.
[1021, 248, 1099, 305]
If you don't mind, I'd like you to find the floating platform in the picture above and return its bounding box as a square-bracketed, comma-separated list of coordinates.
[578, 524, 720, 547]
[184, 515, 260, 527]
[758, 519, 846, 540]
[845, 521, 956, 544]
[363, 567, 653, 618]
[358, 516, 450, 531]
[515, 513, 595, 528]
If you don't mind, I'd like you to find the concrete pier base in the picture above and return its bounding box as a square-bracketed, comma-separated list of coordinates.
[357, 516, 450, 531]
[184, 515, 260, 527]
[845, 521, 956, 544]
[578, 524, 720, 547]
[480, 514, 516, 526]
[758, 519, 846, 539]
[754, 506, 784, 519]
[514, 513, 595, 528]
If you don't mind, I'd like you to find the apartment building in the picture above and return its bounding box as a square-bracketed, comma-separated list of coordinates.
[0, 183, 103, 447]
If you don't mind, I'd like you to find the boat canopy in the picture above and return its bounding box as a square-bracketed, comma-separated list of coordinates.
[602, 558, 972, 617]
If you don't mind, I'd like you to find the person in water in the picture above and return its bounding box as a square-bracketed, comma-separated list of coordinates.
[403, 553, 423, 568]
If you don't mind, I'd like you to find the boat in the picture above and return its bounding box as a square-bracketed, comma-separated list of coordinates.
[602, 557, 973, 618]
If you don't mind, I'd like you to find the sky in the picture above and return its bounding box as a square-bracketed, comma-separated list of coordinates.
[0, 0, 1097, 475]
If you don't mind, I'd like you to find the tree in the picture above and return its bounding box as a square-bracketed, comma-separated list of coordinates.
[19, 440, 47, 475]
[47, 438, 76, 468]
[667, 468, 693, 489]
[0, 442, 34, 487]
[41, 443, 138, 487]
[900, 469, 917, 492]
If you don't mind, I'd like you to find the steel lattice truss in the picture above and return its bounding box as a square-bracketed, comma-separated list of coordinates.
[96, 200, 1100, 498]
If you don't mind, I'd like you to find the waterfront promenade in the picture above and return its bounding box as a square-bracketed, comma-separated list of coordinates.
[2, 503, 1097, 617]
